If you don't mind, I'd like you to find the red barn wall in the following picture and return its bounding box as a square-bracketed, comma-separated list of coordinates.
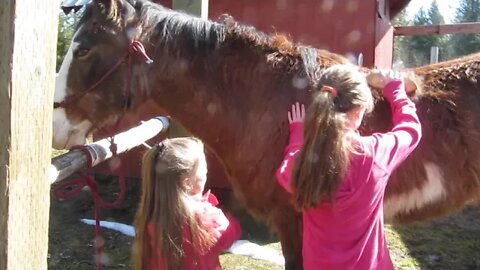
[154, 0, 394, 67]
[209, 0, 376, 66]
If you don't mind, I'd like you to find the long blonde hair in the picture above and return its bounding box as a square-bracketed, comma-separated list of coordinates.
[292, 64, 374, 210]
[133, 137, 216, 270]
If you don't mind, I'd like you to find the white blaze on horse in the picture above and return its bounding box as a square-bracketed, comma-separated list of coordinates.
[54, 25, 93, 149]
[52, 0, 480, 269]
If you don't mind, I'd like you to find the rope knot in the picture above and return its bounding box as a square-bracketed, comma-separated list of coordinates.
[52, 144, 127, 270]
[129, 40, 154, 64]
[109, 141, 118, 156]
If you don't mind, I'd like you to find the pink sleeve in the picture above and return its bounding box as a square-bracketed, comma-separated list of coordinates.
[370, 80, 422, 173]
[276, 122, 304, 193]
[210, 213, 242, 252]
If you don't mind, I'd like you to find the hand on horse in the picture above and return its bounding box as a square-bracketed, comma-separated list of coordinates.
[288, 102, 306, 124]
[367, 69, 419, 97]
[367, 69, 403, 88]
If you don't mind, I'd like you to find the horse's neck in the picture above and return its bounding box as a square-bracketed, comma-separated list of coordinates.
[141, 49, 241, 155]
[136, 11, 294, 169]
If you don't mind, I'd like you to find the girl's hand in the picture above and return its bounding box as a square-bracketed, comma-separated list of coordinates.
[367, 69, 404, 89]
[382, 70, 404, 85]
[288, 102, 306, 124]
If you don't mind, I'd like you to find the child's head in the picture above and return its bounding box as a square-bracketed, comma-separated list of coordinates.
[317, 64, 374, 129]
[292, 64, 373, 210]
[133, 137, 211, 270]
[148, 137, 207, 199]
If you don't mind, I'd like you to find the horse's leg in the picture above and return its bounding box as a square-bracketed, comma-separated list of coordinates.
[273, 209, 303, 270]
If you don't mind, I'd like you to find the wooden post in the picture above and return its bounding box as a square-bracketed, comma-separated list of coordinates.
[430, 46, 439, 64]
[0, 1, 58, 269]
[173, 0, 209, 19]
[170, 0, 209, 137]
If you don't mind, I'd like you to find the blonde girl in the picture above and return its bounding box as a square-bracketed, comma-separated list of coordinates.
[133, 137, 241, 270]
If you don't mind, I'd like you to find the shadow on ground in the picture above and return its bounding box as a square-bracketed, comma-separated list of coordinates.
[388, 205, 480, 270]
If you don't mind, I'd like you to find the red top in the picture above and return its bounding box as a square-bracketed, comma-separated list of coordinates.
[147, 191, 242, 270]
[276, 80, 422, 270]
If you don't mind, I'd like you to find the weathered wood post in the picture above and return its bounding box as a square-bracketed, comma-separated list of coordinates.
[173, 0, 209, 19]
[0, 1, 58, 269]
[430, 46, 439, 64]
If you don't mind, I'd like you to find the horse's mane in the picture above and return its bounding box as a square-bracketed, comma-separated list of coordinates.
[414, 52, 480, 92]
[79, 0, 349, 82]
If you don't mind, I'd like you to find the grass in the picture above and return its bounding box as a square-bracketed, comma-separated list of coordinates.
[220, 242, 283, 270]
[218, 207, 480, 270]
[386, 209, 480, 270]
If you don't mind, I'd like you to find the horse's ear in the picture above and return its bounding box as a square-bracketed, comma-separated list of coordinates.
[92, 0, 114, 10]
[91, 0, 115, 17]
[92, 0, 127, 15]
[92, 0, 133, 25]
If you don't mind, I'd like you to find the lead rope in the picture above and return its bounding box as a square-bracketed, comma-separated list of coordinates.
[52, 40, 153, 270]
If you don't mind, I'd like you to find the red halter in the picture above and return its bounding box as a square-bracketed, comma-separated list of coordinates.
[54, 40, 153, 110]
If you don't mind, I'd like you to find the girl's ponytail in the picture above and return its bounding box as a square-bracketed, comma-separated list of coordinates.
[291, 91, 350, 210]
[291, 64, 373, 210]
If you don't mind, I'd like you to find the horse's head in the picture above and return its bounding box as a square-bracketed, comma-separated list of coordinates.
[53, 0, 144, 149]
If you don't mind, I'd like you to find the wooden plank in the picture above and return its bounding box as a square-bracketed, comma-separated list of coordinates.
[49, 116, 170, 183]
[0, 1, 58, 269]
[395, 22, 480, 36]
[173, 0, 209, 19]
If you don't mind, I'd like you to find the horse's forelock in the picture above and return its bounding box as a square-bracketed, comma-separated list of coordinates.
[97, 0, 123, 25]
[78, 0, 136, 31]
[76, 5, 92, 31]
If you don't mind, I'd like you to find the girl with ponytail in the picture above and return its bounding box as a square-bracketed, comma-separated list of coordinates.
[133, 137, 241, 270]
[276, 65, 422, 270]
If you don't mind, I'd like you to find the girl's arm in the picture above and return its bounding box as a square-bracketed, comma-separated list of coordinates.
[276, 122, 304, 193]
[370, 79, 422, 173]
[211, 213, 242, 252]
[197, 193, 242, 254]
[276, 103, 305, 193]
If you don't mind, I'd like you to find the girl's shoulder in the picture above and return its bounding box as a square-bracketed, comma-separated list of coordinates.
[350, 134, 375, 158]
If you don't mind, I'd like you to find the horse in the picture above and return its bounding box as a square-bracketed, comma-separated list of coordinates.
[52, 0, 480, 268]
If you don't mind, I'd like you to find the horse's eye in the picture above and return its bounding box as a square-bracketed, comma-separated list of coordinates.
[74, 47, 90, 58]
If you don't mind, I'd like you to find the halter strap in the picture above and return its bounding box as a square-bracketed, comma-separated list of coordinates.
[54, 40, 153, 110]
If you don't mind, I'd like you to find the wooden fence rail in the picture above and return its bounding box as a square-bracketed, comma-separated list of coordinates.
[49, 116, 170, 184]
[395, 22, 480, 36]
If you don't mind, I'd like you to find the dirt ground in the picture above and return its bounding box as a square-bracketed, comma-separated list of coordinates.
[48, 175, 480, 270]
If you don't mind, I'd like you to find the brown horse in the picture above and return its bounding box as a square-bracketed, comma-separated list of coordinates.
[52, 0, 480, 268]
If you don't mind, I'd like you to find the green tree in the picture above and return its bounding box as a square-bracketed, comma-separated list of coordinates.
[406, 8, 430, 66]
[393, 9, 411, 67]
[404, 1, 451, 67]
[428, 1, 453, 62]
[56, 11, 77, 71]
[451, 0, 480, 57]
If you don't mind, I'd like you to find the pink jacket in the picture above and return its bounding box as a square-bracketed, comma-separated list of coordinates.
[147, 191, 242, 270]
[276, 80, 422, 270]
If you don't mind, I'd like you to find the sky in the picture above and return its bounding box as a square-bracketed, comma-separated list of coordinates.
[405, 0, 461, 23]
